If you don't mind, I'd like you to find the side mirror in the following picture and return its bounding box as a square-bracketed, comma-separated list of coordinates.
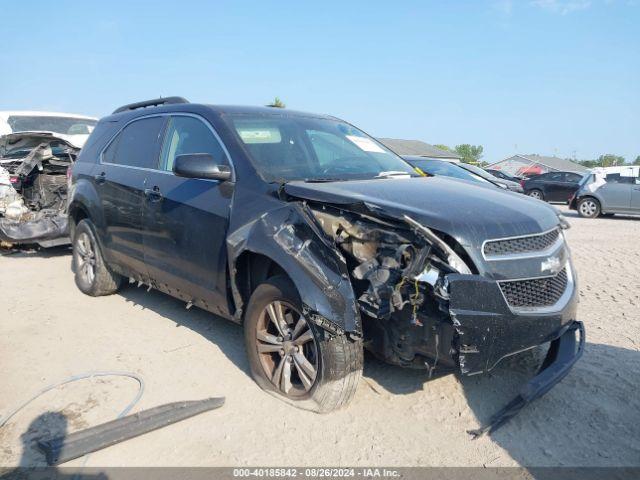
[173, 153, 232, 181]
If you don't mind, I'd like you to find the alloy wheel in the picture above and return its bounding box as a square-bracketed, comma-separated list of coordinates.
[255, 300, 318, 397]
[529, 190, 542, 199]
[579, 200, 598, 217]
[75, 232, 96, 285]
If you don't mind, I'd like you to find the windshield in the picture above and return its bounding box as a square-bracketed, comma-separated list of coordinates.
[406, 158, 490, 184]
[459, 163, 501, 182]
[7, 116, 97, 135]
[228, 114, 417, 182]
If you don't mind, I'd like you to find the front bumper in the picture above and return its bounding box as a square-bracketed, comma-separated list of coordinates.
[0, 213, 70, 247]
[468, 320, 585, 437]
[447, 271, 578, 375]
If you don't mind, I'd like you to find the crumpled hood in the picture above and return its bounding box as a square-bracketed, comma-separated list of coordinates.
[0, 131, 86, 154]
[0, 132, 80, 160]
[284, 176, 560, 250]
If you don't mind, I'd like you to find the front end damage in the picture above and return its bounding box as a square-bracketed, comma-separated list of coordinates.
[0, 132, 77, 247]
[298, 200, 582, 434]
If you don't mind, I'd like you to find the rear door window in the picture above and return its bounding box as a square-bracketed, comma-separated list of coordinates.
[160, 116, 228, 172]
[565, 173, 583, 182]
[110, 116, 165, 169]
[102, 132, 121, 164]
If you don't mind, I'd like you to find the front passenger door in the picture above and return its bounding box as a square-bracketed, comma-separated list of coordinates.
[599, 174, 633, 211]
[142, 115, 233, 315]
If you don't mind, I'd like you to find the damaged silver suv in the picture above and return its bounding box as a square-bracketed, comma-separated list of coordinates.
[68, 98, 584, 434]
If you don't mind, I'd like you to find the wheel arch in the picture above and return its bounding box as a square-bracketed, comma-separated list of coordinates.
[227, 204, 361, 336]
[234, 251, 291, 310]
[577, 195, 602, 216]
[68, 180, 107, 240]
[68, 201, 90, 240]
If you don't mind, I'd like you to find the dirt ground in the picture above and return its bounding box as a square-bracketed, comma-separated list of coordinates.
[1, 205, 639, 467]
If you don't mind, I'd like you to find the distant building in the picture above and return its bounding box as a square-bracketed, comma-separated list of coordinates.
[377, 138, 462, 160]
[487, 154, 588, 177]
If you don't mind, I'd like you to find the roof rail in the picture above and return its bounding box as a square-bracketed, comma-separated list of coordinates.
[112, 96, 189, 114]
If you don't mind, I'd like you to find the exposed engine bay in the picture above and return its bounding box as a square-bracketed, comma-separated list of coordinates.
[310, 204, 475, 372]
[0, 133, 76, 246]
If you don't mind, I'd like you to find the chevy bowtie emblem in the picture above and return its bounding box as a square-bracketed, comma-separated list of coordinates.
[541, 256, 562, 274]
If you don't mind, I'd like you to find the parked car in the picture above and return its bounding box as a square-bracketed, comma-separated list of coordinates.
[458, 162, 524, 193]
[403, 156, 523, 193]
[68, 97, 583, 432]
[569, 166, 640, 218]
[485, 168, 522, 182]
[523, 171, 584, 203]
[0, 111, 98, 246]
[403, 156, 494, 185]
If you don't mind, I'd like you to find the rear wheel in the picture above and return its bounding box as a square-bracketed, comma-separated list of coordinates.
[527, 189, 544, 201]
[577, 197, 601, 218]
[244, 276, 363, 412]
[73, 219, 123, 296]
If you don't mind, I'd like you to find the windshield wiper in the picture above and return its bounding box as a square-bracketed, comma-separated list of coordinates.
[303, 178, 347, 183]
[375, 171, 413, 178]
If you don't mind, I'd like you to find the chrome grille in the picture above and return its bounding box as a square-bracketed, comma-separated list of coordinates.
[499, 268, 568, 308]
[484, 229, 560, 257]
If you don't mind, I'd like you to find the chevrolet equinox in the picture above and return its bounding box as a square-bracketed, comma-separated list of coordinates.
[69, 98, 584, 434]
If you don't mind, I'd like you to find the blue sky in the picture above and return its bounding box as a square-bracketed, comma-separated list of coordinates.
[1, 0, 638, 163]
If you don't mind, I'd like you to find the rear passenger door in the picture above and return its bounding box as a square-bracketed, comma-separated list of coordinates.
[560, 173, 583, 202]
[98, 116, 166, 274]
[142, 114, 233, 315]
[542, 172, 565, 201]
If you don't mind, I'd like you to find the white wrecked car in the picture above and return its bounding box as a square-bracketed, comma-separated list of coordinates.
[0, 111, 97, 247]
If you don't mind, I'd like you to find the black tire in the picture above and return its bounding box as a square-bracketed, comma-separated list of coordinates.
[244, 275, 363, 413]
[527, 189, 544, 201]
[577, 197, 601, 218]
[72, 219, 123, 296]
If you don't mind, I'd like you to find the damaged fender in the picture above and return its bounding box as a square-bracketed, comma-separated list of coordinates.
[227, 202, 361, 336]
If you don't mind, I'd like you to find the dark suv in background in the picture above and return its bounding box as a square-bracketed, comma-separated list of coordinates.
[68, 97, 583, 433]
[523, 171, 584, 203]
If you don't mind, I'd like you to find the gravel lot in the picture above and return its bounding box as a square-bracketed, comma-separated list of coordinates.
[1, 206, 639, 467]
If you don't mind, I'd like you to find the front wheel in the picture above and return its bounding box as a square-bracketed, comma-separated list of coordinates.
[244, 276, 363, 413]
[577, 197, 601, 218]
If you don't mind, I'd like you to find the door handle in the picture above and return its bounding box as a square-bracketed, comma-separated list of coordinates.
[144, 186, 163, 202]
[94, 172, 106, 185]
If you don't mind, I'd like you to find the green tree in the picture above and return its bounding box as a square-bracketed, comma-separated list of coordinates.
[597, 154, 625, 167]
[433, 144, 452, 152]
[633, 155, 640, 166]
[266, 97, 286, 108]
[578, 159, 599, 168]
[454, 144, 484, 164]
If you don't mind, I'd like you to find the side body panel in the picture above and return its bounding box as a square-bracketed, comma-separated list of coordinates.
[142, 170, 233, 316]
[598, 182, 632, 212]
[632, 182, 640, 212]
